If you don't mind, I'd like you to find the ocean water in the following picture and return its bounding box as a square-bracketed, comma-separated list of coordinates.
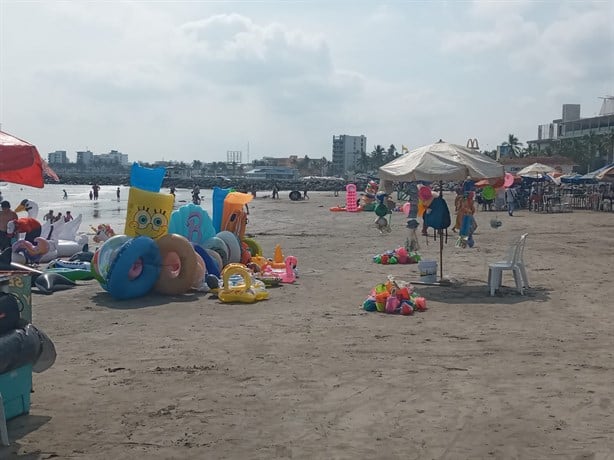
[0, 183, 213, 234]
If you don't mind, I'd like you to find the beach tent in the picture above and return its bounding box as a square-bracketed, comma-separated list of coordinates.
[0, 130, 58, 188]
[579, 163, 614, 182]
[378, 140, 504, 283]
[595, 164, 614, 182]
[560, 173, 595, 184]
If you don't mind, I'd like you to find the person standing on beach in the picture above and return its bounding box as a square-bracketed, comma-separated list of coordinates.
[272, 183, 279, 200]
[92, 184, 100, 201]
[506, 187, 517, 216]
[63, 189, 68, 200]
[116, 187, 121, 202]
[303, 187, 309, 200]
[89, 190, 93, 200]
[0, 201, 18, 250]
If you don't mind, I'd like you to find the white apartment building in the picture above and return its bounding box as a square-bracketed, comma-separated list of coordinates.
[48, 150, 68, 164]
[332, 134, 367, 176]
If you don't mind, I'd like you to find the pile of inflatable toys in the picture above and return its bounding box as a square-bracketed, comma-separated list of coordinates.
[84, 163, 300, 303]
[0, 163, 299, 300]
[373, 241, 421, 265]
[329, 181, 383, 213]
[362, 276, 427, 315]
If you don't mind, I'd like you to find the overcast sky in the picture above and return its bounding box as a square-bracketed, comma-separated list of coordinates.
[1, 1, 612, 163]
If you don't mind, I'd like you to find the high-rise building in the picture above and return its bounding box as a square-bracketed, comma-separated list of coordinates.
[48, 150, 68, 164]
[76, 150, 94, 165]
[332, 134, 367, 176]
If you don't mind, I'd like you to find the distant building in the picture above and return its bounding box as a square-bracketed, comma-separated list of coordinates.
[245, 166, 299, 180]
[96, 150, 129, 165]
[76, 150, 94, 165]
[500, 155, 576, 175]
[528, 98, 614, 152]
[48, 150, 69, 164]
[332, 134, 367, 176]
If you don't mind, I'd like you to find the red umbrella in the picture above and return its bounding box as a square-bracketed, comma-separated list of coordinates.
[0, 130, 58, 188]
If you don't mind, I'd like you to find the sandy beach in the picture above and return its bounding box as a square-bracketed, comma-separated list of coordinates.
[2, 192, 614, 459]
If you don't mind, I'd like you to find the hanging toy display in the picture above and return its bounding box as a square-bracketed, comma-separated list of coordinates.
[374, 192, 391, 234]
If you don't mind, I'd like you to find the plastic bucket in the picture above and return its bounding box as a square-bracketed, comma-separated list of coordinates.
[418, 260, 438, 283]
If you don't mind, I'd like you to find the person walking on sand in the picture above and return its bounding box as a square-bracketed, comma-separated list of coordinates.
[63, 189, 68, 200]
[303, 187, 309, 200]
[272, 183, 279, 200]
[506, 187, 517, 216]
[116, 187, 121, 202]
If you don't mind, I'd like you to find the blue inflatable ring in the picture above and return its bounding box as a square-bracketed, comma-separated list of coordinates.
[193, 244, 220, 278]
[106, 236, 161, 300]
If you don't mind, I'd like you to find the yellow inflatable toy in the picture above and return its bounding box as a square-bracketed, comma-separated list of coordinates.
[124, 187, 174, 239]
[218, 264, 269, 303]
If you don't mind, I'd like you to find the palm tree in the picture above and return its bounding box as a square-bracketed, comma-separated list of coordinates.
[370, 145, 386, 169]
[503, 134, 523, 157]
[384, 144, 398, 163]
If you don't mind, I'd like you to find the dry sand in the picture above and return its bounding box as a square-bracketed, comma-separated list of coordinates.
[2, 192, 614, 459]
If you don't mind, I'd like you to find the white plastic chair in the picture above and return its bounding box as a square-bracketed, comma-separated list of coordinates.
[488, 233, 528, 296]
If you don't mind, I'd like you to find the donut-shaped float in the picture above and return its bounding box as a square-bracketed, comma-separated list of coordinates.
[154, 234, 198, 295]
[193, 244, 221, 278]
[105, 236, 161, 300]
[203, 236, 229, 267]
[241, 237, 262, 257]
[216, 231, 242, 264]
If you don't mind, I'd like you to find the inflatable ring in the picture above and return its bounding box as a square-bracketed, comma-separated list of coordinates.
[217, 231, 242, 264]
[241, 237, 263, 257]
[106, 236, 161, 300]
[154, 234, 198, 296]
[192, 252, 206, 289]
[289, 190, 302, 201]
[194, 244, 221, 278]
[203, 236, 229, 267]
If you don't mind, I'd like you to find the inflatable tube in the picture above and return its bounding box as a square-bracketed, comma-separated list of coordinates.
[168, 203, 216, 245]
[194, 244, 220, 278]
[204, 248, 224, 275]
[192, 253, 206, 289]
[203, 236, 229, 267]
[55, 239, 82, 258]
[96, 235, 132, 281]
[106, 236, 161, 300]
[44, 267, 94, 281]
[35, 272, 76, 294]
[329, 206, 346, 212]
[32, 325, 57, 373]
[47, 259, 91, 271]
[212, 187, 231, 233]
[68, 244, 94, 262]
[217, 231, 242, 264]
[218, 264, 269, 303]
[289, 190, 302, 201]
[154, 234, 197, 296]
[241, 237, 263, 257]
[11, 238, 53, 264]
[0, 324, 51, 374]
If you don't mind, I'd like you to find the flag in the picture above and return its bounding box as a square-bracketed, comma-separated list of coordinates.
[402, 145, 409, 153]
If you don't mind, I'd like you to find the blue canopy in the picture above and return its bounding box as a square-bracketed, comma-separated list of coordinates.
[580, 163, 614, 182]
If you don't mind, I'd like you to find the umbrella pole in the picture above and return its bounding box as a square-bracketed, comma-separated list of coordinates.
[439, 229, 443, 281]
[439, 180, 444, 281]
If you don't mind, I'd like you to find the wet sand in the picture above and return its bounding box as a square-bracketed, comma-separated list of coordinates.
[2, 192, 614, 459]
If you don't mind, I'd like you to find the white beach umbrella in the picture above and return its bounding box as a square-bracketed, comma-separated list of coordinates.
[516, 163, 554, 177]
[379, 140, 504, 183]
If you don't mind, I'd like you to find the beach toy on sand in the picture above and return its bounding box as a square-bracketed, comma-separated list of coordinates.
[168, 203, 215, 245]
[124, 188, 174, 239]
[218, 264, 269, 303]
[203, 236, 229, 267]
[154, 234, 198, 295]
[212, 187, 231, 233]
[129, 162, 166, 192]
[217, 231, 242, 264]
[345, 184, 358, 212]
